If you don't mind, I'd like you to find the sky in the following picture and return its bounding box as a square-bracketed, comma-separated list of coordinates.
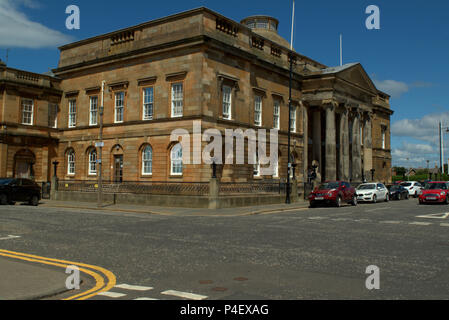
[1, 0, 448, 169]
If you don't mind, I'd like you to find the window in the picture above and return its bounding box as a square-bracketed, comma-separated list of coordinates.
[254, 96, 262, 126]
[171, 83, 183, 118]
[171, 143, 183, 175]
[290, 107, 296, 132]
[273, 100, 280, 130]
[48, 103, 58, 128]
[142, 145, 153, 175]
[360, 125, 364, 146]
[273, 158, 279, 177]
[67, 151, 75, 175]
[21, 99, 34, 125]
[222, 85, 232, 120]
[89, 96, 98, 126]
[143, 87, 154, 120]
[88, 149, 97, 176]
[115, 92, 125, 123]
[381, 127, 386, 149]
[68, 100, 76, 128]
[256, 19, 268, 29]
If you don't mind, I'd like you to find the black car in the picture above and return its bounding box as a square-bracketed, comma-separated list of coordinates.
[387, 184, 409, 200]
[0, 178, 41, 206]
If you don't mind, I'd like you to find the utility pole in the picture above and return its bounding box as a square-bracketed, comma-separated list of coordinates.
[97, 81, 105, 208]
[286, 0, 295, 204]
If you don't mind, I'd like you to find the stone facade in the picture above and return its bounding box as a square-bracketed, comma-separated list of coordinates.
[0, 7, 393, 187]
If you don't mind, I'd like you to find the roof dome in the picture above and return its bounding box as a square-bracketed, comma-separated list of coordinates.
[241, 15, 292, 49]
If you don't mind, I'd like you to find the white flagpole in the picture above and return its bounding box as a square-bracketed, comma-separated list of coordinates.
[340, 34, 343, 66]
[290, 0, 295, 49]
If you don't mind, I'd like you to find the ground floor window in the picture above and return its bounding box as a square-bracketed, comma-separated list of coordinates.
[171, 143, 183, 175]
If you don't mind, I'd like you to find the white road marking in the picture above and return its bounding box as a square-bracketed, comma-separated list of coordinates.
[161, 290, 208, 300]
[365, 207, 391, 212]
[416, 213, 449, 219]
[331, 218, 351, 222]
[380, 221, 402, 224]
[97, 291, 127, 298]
[308, 217, 327, 220]
[134, 297, 159, 300]
[0, 235, 21, 241]
[409, 222, 432, 226]
[115, 284, 154, 291]
[440, 223, 449, 227]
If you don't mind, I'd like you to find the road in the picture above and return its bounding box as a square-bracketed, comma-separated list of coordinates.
[0, 198, 448, 300]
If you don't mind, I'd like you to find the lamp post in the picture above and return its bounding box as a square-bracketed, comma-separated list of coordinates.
[370, 168, 375, 182]
[97, 81, 105, 208]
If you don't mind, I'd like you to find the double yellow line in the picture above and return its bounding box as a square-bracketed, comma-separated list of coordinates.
[0, 249, 116, 300]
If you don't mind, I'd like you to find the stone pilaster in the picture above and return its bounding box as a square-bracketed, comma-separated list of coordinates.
[301, 102, 308, 180]
[0, 142, 7, 177]
[363, 112, 373, 181]
[312, 109, 321, 177]
[351, 111, 362, 182]
[339, 108, 350, 181]
[323, 100, 337, 181]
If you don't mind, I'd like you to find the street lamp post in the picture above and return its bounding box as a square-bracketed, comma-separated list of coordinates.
[286, 1, 295, 204]
[97, 81, 105, 208]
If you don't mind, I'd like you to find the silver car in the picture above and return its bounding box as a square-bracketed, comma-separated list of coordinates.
[356, 183, 389, 203]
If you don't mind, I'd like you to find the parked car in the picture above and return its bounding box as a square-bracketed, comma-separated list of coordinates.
[0, 178, 41, 206]
[400, 181, 423, 198]
[356, 183, 389, 203]
[418, 181, 449, 205]
[309, 181, 357, 208]
[387, 184, 409, 200]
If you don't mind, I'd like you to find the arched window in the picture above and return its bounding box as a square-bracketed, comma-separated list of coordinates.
[170, 143, 183, 175]
[88, 149, 97, 176]
[67, 150, 75, 175]
[142, 145, 153, 175]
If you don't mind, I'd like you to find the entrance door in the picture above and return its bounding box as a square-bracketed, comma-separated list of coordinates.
[114, 155, 123, 183]
[16, 161, 30, 179]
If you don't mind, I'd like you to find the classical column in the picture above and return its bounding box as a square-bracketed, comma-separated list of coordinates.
[324, 101, 337, 181]
[363, 113, 373, 181]
[352, 111, 362, 182]
[339, 108, 350, 181]
[312, 109, 321, 175]
[301, 103, 308, 181]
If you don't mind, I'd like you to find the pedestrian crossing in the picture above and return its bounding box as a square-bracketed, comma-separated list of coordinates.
[94, 283, 209, 301]
[300, 216, 449, 228]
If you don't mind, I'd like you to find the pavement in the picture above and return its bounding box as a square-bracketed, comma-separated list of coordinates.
[0, 256, 69, 300]
[38, 199, 310, 217]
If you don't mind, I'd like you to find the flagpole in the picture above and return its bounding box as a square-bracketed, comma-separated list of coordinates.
[340, 34, 343, 66]
[286, 0, 295, 204]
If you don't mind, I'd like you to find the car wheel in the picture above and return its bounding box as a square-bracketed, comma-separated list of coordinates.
[310, 202, 316, 208]
[445, 197, 449, 205]
[372, 195, 377, 204]
[385, 194, 390, 202]
[29, 195, 39, 207]
[336, 196, 342, 208]
[351, 196, 358, 206]
[0, 194, 7, 205]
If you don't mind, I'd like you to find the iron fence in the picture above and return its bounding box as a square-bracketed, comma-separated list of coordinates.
[58, 180, 210, 196]
[219, 180, 286, 195]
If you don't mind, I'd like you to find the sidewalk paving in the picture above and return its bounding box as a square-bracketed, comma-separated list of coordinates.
[0, 257, 69, 300]
[39, 199, 310, 217]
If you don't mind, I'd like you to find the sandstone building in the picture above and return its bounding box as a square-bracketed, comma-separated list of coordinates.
[0, 7, 393, 190]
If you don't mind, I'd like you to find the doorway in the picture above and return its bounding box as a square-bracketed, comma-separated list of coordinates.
[114, 155, 123, 183]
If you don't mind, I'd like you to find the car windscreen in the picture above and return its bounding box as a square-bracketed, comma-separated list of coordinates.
[424, 183, 447, 190]
[0, 179, 13, 186]
[357, 184, 376, 190]
[318, 182, 339, 190]
[401, 183, 412, 187]
[388, 185, 400, 191]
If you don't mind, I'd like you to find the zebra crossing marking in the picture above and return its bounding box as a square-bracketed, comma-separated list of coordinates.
[161, 290, 208, 300]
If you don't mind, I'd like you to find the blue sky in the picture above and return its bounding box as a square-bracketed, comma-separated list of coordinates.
[1, 0, 448, 169]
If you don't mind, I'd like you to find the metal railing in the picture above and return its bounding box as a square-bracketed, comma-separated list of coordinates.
[58, 180, 210, 196]
[219, 180, 286, 195]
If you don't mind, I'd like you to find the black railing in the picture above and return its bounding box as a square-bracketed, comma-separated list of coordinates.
[219, 180, 285, 195]
[58, 180, 210, 196]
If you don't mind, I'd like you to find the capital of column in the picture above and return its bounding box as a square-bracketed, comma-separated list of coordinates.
[321, 99, 339, 111]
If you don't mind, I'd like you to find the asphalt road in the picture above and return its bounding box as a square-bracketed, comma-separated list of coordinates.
[0, 198, 448, 300]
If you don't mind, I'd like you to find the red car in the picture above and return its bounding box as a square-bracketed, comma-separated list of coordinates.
[419, 181, 449, 204]
[309, 181, 357, 208]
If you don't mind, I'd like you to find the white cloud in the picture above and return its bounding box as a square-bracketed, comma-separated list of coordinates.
[391, 112, 449, 168]
[373, 79, 409, 98]
[0, 0, 73, 49]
